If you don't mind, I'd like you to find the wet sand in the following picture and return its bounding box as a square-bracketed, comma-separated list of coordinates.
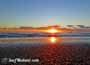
[0, 43, 90, 65]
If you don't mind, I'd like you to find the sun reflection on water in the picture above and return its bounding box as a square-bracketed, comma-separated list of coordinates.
[48, 37, 62, 44]
[50, 37, 56, 43]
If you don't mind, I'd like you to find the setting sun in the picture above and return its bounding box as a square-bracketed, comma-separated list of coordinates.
[47, 28, 58, 33]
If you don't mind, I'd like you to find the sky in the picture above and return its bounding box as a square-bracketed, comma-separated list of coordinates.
[0, 0, 90, 27]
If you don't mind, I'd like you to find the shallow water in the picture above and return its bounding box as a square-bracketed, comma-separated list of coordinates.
[0, 37, 90, 46]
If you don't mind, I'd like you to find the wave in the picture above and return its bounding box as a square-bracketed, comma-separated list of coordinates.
[0, 32, 90, 38]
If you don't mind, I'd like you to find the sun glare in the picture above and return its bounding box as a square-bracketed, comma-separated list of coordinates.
[47, 28, 58, 33]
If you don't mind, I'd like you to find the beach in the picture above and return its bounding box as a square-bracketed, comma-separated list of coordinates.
[0, 37, 90, 65]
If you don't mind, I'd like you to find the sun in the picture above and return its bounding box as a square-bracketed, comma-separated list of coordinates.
[47, 28, 58, 33]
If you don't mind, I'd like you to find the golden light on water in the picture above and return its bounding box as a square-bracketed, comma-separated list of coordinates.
[50, 37, 57, 43]
[48, 37, 62, 44]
